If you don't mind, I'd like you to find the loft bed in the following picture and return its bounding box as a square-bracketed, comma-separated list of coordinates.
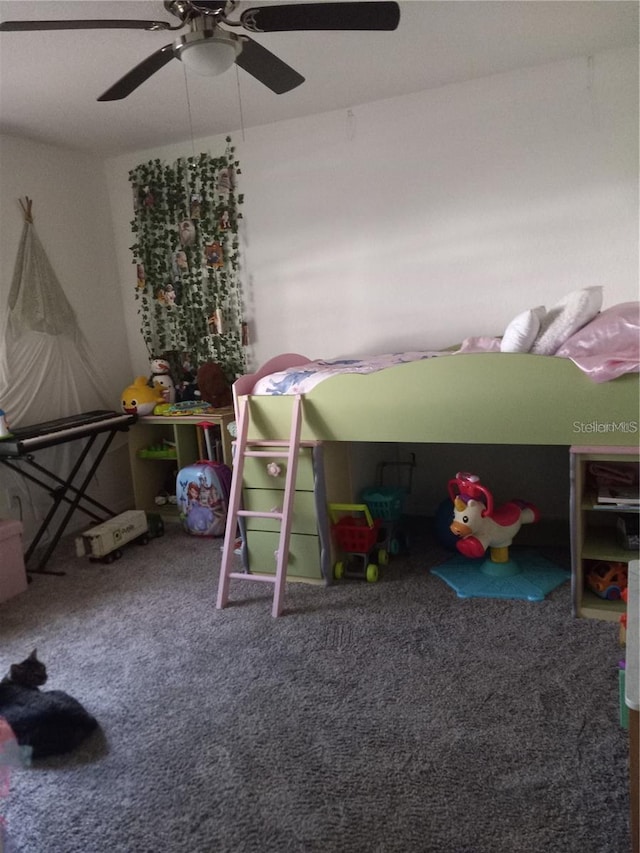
[225, 297, 638, 597]
[233, 295, 639, 447]
[233, 350, 639, 447]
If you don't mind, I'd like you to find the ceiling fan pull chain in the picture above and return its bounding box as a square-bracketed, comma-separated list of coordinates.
[235, 66, 246, 143]
[183, 65, 197, 161]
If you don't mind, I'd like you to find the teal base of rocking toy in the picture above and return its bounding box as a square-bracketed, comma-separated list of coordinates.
[431, 549, 570, 602]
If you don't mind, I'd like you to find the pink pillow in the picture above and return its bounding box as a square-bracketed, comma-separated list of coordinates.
[555, 302, 640, 382]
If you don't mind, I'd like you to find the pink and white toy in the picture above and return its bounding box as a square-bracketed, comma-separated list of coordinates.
[448, 472, 540, 562]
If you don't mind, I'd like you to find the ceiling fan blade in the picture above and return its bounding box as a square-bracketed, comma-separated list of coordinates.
[0, 19, 172, 32]
[235, 37, 304, 94]
[97, 44, 177, 101]
[240, 2, 400, 33]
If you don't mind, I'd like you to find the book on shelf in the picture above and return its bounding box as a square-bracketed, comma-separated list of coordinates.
[597, 484, 640, 507]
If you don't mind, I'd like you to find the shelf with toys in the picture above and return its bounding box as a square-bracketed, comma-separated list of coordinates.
[127, 411, 234, 519]
[121, 358, 236, 520]
[570, 446, 640, 622]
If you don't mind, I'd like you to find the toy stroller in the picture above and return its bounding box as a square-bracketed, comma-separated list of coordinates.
[361, 455, 415, 555]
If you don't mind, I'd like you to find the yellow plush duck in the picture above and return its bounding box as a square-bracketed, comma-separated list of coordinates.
[121, 377, 166, 416]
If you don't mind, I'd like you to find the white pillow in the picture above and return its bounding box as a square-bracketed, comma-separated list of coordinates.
[531, 286, 603, 356]
[500, 305, 546, 352]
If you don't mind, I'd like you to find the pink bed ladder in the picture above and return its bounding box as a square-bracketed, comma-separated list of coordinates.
[216, 394, 303, 617]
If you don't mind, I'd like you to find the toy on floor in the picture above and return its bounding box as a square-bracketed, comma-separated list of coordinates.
[329, 503, 388, 583]
[121, 377, 166, 416]
[584, 560, 628, 600]
[361, 455, 415, 556]
[361, 485, 407, 555]
[448, 472, 540, 571]
[176, 460, 232, 537]
[432, 473, 568, 601]
[75, 510, 164, 563]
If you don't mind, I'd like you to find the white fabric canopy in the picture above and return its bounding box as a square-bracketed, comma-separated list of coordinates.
[0, 200, 110, 425]
[0, 199, 116, 547]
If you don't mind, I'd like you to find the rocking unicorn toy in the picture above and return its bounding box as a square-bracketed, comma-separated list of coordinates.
[432, 472, 569, 602]
[448, 472, 540, 571]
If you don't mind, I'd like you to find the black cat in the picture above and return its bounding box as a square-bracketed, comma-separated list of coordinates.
[0, 650, 98, 759]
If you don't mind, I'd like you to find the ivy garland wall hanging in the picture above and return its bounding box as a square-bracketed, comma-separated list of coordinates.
[129, 138, 247, 382]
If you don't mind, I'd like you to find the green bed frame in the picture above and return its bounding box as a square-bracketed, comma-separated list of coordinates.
[235, 352, 639, 447]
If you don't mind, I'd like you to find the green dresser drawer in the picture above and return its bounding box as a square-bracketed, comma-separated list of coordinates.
[242, 447, 315, 491]
[243, 489, 318, 535]
[245, 531, 322, 581]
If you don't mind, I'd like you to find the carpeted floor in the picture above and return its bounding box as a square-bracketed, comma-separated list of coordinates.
[0, 520, 630, 853]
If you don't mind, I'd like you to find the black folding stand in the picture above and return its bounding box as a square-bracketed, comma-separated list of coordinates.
[0, 411, 136, 575]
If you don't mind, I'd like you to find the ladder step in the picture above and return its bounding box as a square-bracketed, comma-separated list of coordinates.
[246, 440, 293, 447]
[237, 509, 283, 520]
[228, 572, 277, 584]
[245, 440, 316, 448]
[243, 450, 293, 459]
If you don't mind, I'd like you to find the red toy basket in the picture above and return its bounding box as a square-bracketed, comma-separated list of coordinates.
[329, 504, 381, 554]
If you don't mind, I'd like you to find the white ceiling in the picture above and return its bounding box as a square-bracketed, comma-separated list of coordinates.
[0, 1, 638, 157]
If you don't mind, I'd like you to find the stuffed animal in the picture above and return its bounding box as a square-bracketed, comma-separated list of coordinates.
[121, 377, 166, 416]
[149, 358, 176, 403]
[175, 356, 200, 403]
[448, 472, 539, 560]
[196, 362, 232, 409]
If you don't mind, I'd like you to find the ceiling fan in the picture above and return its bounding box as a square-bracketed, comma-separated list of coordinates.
[0, 1, 401, 101]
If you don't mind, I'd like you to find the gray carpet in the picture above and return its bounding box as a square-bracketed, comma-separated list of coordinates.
[0, 520, 630, 853]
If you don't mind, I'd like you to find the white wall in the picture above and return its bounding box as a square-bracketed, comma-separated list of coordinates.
[106, 46, 638, 376]
[0, 135, 135, 541]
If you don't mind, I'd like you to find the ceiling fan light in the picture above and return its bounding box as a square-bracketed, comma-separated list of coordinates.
[177, 32, 239, 77]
